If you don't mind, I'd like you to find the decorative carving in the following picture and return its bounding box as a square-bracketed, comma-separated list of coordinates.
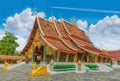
[46, 46, 55, 55]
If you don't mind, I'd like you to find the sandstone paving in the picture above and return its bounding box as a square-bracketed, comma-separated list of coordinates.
[0, 66, 120, 81]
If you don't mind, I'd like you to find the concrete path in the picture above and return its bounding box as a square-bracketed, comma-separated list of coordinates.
[0, 64, 120, 81]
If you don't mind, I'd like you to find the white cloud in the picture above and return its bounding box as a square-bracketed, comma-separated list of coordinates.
[0, 30, 5, 39]
[2, 8, 46, 51]
[77, 20, 88, 32]
[89, 15, 120, 50]
[48, 16, 56, 21]
[3, 8, 34, 37]
[16, 36, 27, 51]
[3, 8, 46, 37]
[37, 12, 46, 18]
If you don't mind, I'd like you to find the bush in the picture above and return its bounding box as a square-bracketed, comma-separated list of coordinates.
[85, 64, 99, 70]
[53, 64, 76, 71]
[54, 64, 76, 69]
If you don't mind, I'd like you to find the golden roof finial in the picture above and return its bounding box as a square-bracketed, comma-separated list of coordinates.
[51, 12, 54, 20]
[34, 7, 37, 16]
[59, 13, 63, 19]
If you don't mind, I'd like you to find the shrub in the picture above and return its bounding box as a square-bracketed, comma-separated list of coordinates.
[85, 64, 99, 70]
[54, 64, 76, 69]
[53, 64, 76, 72]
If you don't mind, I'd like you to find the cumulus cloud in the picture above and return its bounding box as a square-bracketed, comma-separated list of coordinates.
[89, 15, 120, 50]
[3, 8, 34, 37]
[48, 16, 56, 21]
[37, 12, 46, 18]
[77, 20, 88, 32]
[0, 30, 5, 39]
[3, 8, 46, 37]
[16, 36, 27, 51]
[2, 8, 46, 51]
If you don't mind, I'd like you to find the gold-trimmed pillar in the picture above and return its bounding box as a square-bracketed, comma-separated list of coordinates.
[101, 57, 103, 63]
[43, 44, 46, 62]
[32, 46, 35, 63]
[74, 54, 77, 63]
[95, 56, 98, 63]
[87, 56, 89, 62]
[65, 54, 69, 62]
[81, 53, 85, 62]
[57, 52, 60, 62]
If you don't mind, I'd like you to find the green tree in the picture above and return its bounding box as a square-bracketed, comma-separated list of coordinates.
[14, 51, 20, 56]
[0, 31, 19, 55]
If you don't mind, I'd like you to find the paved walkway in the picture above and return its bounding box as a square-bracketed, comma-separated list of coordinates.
[0, 64, 120, 81]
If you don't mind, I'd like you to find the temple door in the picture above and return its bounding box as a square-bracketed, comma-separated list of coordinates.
[39, 46, 44, 62]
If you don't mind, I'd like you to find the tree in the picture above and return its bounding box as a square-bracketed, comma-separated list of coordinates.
[0, 31, 19, 55]
[14, 51, 20, 56]
[70, 16, 77, 26]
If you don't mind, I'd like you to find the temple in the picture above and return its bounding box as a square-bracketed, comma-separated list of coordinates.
[107, 50, 120, 65]
[0, 55, 24, 63]
[21, 15, 112, 64]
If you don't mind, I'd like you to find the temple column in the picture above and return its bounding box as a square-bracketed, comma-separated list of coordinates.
[101, 57, 103, 63]
[81, 53, 85, 62]
[104, 58, 106, 63]
[65, 54, 69, 62]
[57, 52, 60, 62]
[94, 56, 96, 63]
[95, 56, 98, 63]
[74, 54, 78, 63]
[109, 58, 111, 63]
[43, 44, 46, 62]
[108, 58, 110, 63]
[92, 55, 94, 63]
[106, 58, 108, 63]
[87, 56, 89, 62]
[107, 58, 109, 63]
[32, 46, 35, 63]
[98, 56, 100, 63]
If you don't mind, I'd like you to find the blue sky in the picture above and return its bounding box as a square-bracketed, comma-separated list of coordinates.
[0, 0, 120, 50]
[0, 0, 120, 29]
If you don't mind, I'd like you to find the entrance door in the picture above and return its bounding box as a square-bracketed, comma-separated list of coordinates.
[34, 46, 44, 64]
[40, 46, 44, 62]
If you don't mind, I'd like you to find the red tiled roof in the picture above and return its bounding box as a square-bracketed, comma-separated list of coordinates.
[39, 18, 58, 38]
[107, 51, 120, 60]
[63, 21, 90, 41]
[39, 18, 76, 54]
[55, 21, 69, 38]
[54, 20, 82, 52]
[0, 55, 25, 60]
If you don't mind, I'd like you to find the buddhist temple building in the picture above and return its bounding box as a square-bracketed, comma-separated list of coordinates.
[107, 50, 120, 65]
[0, 55, 25, 63]
[21, 15, 112, 64]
